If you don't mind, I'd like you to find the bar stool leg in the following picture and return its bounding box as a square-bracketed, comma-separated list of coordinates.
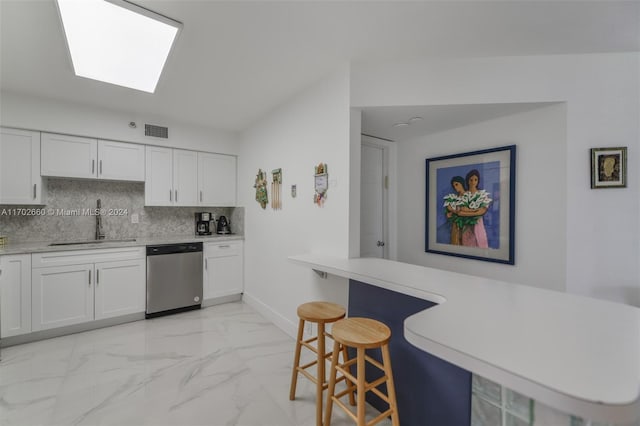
[356, 347, 366, 426]
[289, 318, 305, 400]
[382, 344, 400, 426]
[324, 340, 341, 426]
[316, 323, 326, 426]
[341, 345, 356, 406]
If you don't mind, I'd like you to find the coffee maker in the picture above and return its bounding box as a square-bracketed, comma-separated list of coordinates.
[195, 212, 213, 236]
[216, 215, 231, 234]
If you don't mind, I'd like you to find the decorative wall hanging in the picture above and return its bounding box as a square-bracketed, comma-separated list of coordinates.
[591, 147, 627, 189]
[314, 163, 328, 207]
[254, 168, 268, 209]
[271, 168, 282, 210]
[425, 145, 516, 265]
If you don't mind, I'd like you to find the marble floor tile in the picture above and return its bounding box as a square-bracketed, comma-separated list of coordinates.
[0, 302, 391, 426]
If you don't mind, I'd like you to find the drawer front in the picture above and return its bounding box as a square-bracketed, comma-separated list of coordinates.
[32, 247, 145, 268]
[204, 241, 242, 257]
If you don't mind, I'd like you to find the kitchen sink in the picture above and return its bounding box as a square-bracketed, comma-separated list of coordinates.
[49, 239, 137, 246]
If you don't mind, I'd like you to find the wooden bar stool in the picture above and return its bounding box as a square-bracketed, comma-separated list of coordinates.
[290, 301, 355, 426]
[325, 317, 399, 426]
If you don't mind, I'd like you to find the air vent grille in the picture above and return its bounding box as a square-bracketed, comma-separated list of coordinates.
[145, 124, 168, 139]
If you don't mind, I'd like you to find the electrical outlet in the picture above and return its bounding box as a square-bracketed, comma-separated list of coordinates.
[131, 213, 139, 224]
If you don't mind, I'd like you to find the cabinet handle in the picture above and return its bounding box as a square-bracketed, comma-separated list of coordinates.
[200, 191, 203, 202]
[175, 189, 178, 203]
[33, 184, 37, 199]
[89, 270, 92, 286]
[205, 258, 208, 270]
[96, 269, 100, 285]
[100, 160, 103, 175]
[92, 159, 95, 174]
[219, 245, 230, 248]
[170, 190, 172, 202]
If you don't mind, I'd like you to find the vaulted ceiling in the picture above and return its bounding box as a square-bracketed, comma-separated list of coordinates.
[2, 1, 639, 132]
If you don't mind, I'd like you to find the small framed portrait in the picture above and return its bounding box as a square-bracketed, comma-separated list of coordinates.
[425, 145, 516, 265]
[591, 147, 627, 189]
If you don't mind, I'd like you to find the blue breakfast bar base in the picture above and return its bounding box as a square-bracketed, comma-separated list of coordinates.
[348, 279, 471, 426]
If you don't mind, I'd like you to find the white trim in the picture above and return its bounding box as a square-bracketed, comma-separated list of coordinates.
[242, 292, 298, 339]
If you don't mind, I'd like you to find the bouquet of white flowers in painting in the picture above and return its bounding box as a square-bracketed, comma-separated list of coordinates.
[443, 190, 492, 228]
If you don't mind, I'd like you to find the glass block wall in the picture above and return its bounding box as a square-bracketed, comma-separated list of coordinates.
[471, 374, 639, 426]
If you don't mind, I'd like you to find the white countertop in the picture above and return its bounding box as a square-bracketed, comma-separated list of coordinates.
[289, 254, 640, 424]
[0, 234, 243, 255]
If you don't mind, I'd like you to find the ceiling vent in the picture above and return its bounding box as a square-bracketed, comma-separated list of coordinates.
[145, 124, 168, 139]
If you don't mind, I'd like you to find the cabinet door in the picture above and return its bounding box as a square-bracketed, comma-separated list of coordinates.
[198, 152, 237, 206]
[173, 149, 198, 206]
[41, 133, 97, 179]
[32, 264, 94, 331]
[0, 254, 32, 338]
[94, 259, 145, 320]
[203, 242, 243, 299]
[145, 146, 173, 206]
[0, 128, 42, 204]
[98, 140, 145, 181]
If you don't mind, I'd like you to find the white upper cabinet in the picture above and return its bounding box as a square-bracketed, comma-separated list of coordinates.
[145, 146, 173, 206]
[198, 152, 237, 206]
[173, 149, 198, 206]
[41, 133, 144, 181]
[41, 133, 97, 179]
[0, 127, 43, 204]
[97, 140, 145, 181]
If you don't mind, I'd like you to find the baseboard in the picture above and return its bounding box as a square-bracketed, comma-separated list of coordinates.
[242, 291, 298, 339]
[202, 293, 242, 308]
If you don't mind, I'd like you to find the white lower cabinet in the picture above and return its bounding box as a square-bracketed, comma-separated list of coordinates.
[203, 241, 243, 300]
[94, 259, 145, 320]
[0, 254, 32, 338]
[31, 247, 145, 332]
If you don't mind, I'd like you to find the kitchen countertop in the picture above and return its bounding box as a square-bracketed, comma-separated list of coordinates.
[0, 234, 243, 255]
[288, 254, 640, 424]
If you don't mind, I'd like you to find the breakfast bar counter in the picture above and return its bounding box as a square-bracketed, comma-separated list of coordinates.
[289, 254, 640, 424]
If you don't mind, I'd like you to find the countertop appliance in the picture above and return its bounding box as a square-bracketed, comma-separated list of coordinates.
[146, 242, 203, 318]
[216, 215, 231, 234]
[195, 212, 213, 236]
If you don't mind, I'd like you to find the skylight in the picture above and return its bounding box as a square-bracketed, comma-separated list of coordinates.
[56, 0, 181, 93]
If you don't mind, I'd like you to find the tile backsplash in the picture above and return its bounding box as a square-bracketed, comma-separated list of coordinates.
[0, 178, 243, 242]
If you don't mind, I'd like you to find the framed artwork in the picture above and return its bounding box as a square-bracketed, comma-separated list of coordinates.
[425, 145, 516, 264]
[591, 147, 627, 189]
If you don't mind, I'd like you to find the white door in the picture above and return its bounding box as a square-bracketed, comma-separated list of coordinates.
[361, 142, 386, 258]
[98, 140, 145, 181]
[0, 254, 32, 338]
[32, 264, 94, 331]
[0, 128, 42, 204]
[145, 146, 173, 206]
[173, 149, 198, 206]
[198, 152, 237, 206]
[41, 133, 97, 179]
[94, 259, 145, 320]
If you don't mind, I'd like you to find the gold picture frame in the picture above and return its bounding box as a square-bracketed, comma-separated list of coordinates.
[591, 147, 627, 189]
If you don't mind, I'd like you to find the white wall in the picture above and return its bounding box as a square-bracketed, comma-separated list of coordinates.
[351, 53, 640, 306]
[0, 91, 239, 154]
[239, 68, 352, 337]
[396, 104, 567, 292]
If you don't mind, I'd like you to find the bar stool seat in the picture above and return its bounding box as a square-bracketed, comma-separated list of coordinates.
[289, 301, 354, 426]
[325, 317, 400, 426]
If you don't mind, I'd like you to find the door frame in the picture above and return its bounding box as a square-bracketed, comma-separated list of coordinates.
[361, 134, 397, 260]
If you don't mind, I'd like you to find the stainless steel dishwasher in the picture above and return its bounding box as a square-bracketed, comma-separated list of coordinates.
[146, 242, 203, 318]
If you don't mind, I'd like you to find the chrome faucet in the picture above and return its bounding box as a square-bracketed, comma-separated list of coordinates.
[96, 199, 105, 240]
